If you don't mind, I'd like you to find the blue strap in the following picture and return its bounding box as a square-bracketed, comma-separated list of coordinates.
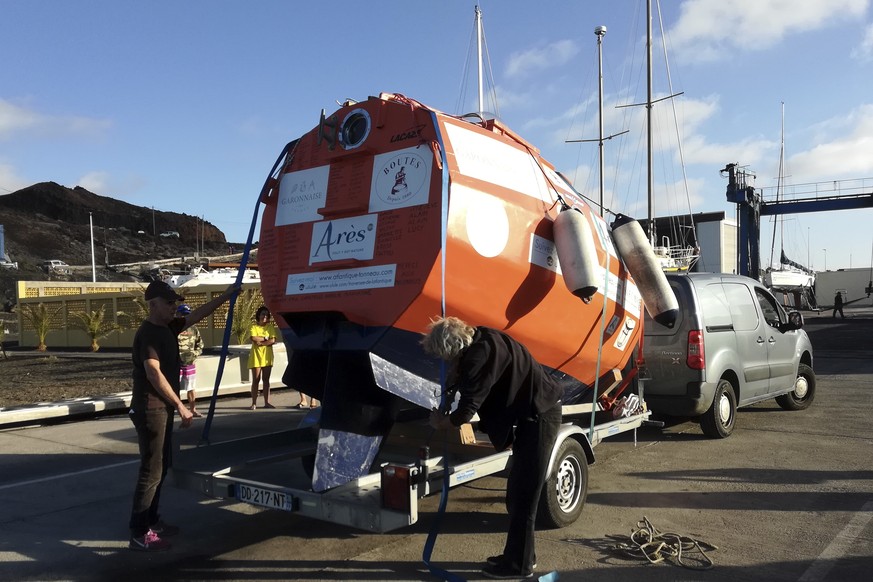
[421, 454, 466, 582]
[199, 141, 295, 445]
[420, 112, 466, 581]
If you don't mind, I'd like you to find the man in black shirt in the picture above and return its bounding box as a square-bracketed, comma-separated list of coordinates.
[128, 280, 238, 552]
[422, 316, 562, 579]
[833, 291, 845, 319]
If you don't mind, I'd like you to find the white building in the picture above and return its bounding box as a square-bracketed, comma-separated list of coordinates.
[815, 269, 873, 308]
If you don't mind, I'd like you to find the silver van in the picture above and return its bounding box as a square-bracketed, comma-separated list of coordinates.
[641, 273, 815, 438]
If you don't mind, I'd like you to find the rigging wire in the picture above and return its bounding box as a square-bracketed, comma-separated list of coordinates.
[656, 0, 697, 250]
[454, 20, 476, 115]
[479, 12, 500, 119]
[454, 4, 499, 118]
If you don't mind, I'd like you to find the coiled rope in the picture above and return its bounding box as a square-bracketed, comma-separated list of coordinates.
[610, 516, 718, 570]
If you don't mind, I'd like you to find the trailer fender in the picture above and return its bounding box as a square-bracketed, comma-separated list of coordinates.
[548, 424, 595, 475]
[537, 424, 594, 529]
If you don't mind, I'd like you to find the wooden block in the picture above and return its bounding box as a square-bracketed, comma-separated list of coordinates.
[458, 423, 477, 445]
[596, 368, 622, 398]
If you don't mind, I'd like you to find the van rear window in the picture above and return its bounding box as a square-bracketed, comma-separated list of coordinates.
[722, 283, 759, 331]
[701, 283, 733, 329]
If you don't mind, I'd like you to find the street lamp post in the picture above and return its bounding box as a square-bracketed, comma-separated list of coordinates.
[89, 212, 96, 283]
[822, 248, 827, 272]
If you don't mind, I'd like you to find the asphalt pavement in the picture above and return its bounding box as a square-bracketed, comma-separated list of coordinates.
[1, 345, 870, 582]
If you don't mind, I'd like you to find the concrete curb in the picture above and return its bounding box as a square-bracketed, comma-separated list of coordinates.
[0, 346, 289, 428]
[0, 383, 258, 427]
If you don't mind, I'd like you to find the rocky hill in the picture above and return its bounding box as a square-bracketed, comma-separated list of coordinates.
[0, 182, 248, 307]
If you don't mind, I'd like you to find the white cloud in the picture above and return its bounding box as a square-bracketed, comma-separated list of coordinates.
[0, 99, 111, 140]
[668, 0, 870, 63]
[682, 134, 775, 167]
[851, 23, 873, 61]
[505, 40, 580, 79]
[0, 161, 29, 193]
[788, 104, 873, 178]
[76, 171, 147, 198]
[77, 171, 110, 194]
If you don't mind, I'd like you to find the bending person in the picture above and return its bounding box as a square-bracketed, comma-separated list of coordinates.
[422, 316, 562, 580]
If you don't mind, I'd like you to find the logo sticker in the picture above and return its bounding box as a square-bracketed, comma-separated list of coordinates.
[369, 146, 432, 212]
[275, 165, 329, 226]
[309, 214, 377, 264]
[286, 265, 396, 295]
[529, 234, 563, 274]
[389, 124, 426, 144]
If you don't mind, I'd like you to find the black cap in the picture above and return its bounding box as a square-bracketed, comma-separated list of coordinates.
[144, 281, 185, 302]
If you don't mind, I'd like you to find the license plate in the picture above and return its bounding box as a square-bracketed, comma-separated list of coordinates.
[236, 483, 293, 511]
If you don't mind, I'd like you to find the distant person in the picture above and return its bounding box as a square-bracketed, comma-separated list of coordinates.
[176, 304, 203, 418]
[422, 316, 562, 579]
[833, 291, 845, 319]
[128, 281, 238, 552]
[248, 306, 280, 410]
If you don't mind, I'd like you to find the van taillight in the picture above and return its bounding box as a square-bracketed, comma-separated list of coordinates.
[687, 330, 705, 370]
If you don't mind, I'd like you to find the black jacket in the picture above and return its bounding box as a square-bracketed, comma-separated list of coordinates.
[448, 327, 562, 450]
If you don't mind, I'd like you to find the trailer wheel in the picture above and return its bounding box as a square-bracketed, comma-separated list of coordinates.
[700, 378, 736, 438]
[776, 363, 816, 411]
[537, 438, 588, 529]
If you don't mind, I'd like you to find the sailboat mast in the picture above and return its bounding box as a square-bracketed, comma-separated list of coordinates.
[596, 25, 607, 217]
[646, 0, 654, 244]
[476, 5, 484, 114]
[768, 102, 785, 268]
[779, 102, 785, 257]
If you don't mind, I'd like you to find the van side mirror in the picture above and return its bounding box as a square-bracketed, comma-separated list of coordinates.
[780, 311, 804, 332]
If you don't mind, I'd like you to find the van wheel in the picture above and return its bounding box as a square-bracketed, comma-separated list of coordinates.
[776, 364, 816, 411]
[537, 438, 588, 529]
[700, 378, 736, 438]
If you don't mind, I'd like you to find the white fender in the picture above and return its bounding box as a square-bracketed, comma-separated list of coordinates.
[610, 214, 678, 328]
[553, 207, 599, 301]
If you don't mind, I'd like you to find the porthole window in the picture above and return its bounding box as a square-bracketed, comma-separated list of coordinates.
[340, 109, 371, 150]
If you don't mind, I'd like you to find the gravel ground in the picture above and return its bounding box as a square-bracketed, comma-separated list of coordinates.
[0, 353, 131, 408]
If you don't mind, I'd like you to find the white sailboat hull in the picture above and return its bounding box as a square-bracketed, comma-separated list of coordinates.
[165, 267, 260, 289]
[763, 269, 814, 290]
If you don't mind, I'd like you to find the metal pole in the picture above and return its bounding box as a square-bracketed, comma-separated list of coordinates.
[646, 0, 654, 244]
[596, 25, 607, 217]
[476, 5, 484, 114]
[89, 212, 96, 282]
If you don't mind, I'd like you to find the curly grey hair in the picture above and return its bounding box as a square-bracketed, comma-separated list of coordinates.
[421, 316, 476, 361]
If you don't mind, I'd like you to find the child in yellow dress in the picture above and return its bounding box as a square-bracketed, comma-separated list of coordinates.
[248, 306, 280, 409]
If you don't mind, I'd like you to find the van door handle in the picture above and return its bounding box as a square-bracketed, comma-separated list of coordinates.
[757, 337, 765, 344]
[768, 337, 776, 344]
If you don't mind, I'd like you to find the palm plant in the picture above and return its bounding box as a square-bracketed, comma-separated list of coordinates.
[116, 293, 148, 330]
[21, 303, 64, 351]
[70, 304, 121, 352]
[231, 288, 261, 344]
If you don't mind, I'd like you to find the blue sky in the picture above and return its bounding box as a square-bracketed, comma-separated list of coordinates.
[2, 0, 872, 273]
